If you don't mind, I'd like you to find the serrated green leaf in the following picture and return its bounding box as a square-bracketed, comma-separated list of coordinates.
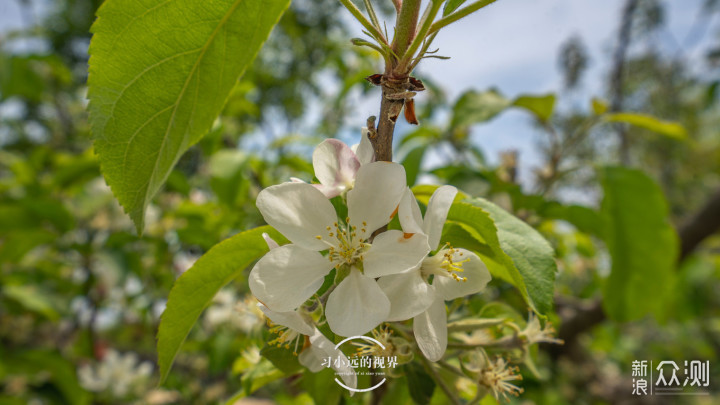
[468, 198, 557, 315]
[88, 0, 291, 233]
[157, 226, 287, 383]
[599, 166, 678, 321]
[444, 203, 542, 314]
[604, 113, 688, 140]
[512, 94, 555, 122]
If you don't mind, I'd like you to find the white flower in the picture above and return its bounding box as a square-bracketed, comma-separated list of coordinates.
[520, 313, 563, 346]
[258, 304, 357, 393]
[378, 186, 492, 361]
[77, 349, 152, 398]
[310, 128, 374, 198]
[249, 161, 430, 336]
[463, 351, 524, 401]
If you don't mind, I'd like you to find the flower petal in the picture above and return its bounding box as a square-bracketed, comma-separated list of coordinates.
[354, 128, 375, 165]
[257, 304, 314, 336]
[423, 185, 458, 250]
[377, 270, 436, 321]
[398, 188, 424, 234]
[326, 268, 390, 336]
[434, 249, 492, 301]
[249, 245, 333, 312]
[313, 139, 360, 198]
[262, 233, 280, 250]
[347, 162, 406, 237]
[256, 182, 337, 250]
[308, 328, 358, 391]
[414, 298, 447, 362]
[298, 345, 325, 373]
[363, 230, 430, 278]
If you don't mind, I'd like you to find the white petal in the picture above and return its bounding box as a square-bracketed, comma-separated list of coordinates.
[298, 345, 325, 372]
[256, 182, 337, 250]
[414, 298, 448, 362]
[313, 139, 360, 197]
[262, 233, 280, 250]
[347, 162, 406, 237]
[363, 230, 430, 278]
[434, 249, 492, 301]
[423, 185, 458, 250]
[377, 270, 436, 321]
[312, 183, 343, 199]
[308, 329, 357, 391]
[257, 304, 314, 336]
[326, 268, 390, 336]
[249, 245, 333, 312]
[355, 128, 375, 165]
[398, 188, 424, 234]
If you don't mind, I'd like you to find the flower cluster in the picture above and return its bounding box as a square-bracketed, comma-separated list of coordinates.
[244, 132, 499, 389]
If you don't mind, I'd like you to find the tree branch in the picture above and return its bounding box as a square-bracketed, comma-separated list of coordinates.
[679, 186, 720, 260]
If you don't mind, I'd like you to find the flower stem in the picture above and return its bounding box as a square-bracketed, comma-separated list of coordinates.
[419, 355, 462, 405]
[447, 334, 524, 350]
[338, 0, 387, 43]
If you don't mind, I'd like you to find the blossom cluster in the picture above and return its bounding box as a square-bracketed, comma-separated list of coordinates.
[246, 131, 494, 390]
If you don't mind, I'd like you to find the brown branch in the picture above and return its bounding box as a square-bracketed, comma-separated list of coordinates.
[679, 186, 720, 260]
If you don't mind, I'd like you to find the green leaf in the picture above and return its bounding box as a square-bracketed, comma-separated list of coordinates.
[402, 145, 427, 187]
[512, 94, 555, 122]
[604, 113, 688, 140]
[88, 0, 291, 233]
[209, 149, 248, 206]
[260, 344, 302, 374]
[1, 350, 90, 405]
[451, 89, 511, 129]
[443, 0, 469, 16]
[405, 362, 435, 405]
[301, 368, 343, 405]
[240, 358, 285, 395]
[470, 199, 557, 315]
[157, 226, 287, 383]
[445, 200, 556, 315]
[591, 97, 608, 115]
[539, 202, 603, 236]
[599, 166, 678, 321]
[2, 285, 59, 321]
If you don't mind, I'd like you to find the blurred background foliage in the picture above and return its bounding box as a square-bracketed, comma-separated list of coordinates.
[0, 0, 719, 404]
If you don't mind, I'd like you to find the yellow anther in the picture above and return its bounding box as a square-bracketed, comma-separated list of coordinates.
[315, 235, 322, 240]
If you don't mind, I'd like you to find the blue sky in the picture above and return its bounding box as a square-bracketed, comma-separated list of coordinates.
[343, 0, 715, 180]
[1, 0, 715, 188]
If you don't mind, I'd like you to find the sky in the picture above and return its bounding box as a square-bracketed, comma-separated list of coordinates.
[1, 0, 716, 189]
[344, 0, 715, 184]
